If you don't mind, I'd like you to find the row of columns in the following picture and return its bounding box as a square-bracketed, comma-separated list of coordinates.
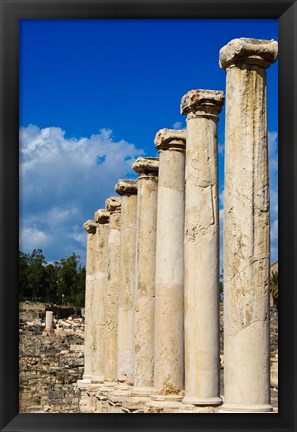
[79, 37, 278, 413]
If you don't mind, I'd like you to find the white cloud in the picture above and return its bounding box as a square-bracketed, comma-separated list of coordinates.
[172, 121, 185, 130]
[268, 131, 278, 188]
[22, 227, 49, 249]
[219, 189, 224, 208]
[268, 131, 278, 263]
[270, 246, 278, 265]
[271, 219, 278, 241]
[218, 143, 224, 154]
[19, 125, 278, 268]
[19, 124, 145, 263]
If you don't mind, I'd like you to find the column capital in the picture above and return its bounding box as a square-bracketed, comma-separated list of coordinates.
[154, 128, 186, 152]
[132, 157, 159, 176]
[219, 37, 278, 70]
[181, 89, 224, 118]
[105, 196, 121, 213]
[94, 209, 110, 224]
[83, 220, 97, 234]
[115, 179, 138, 196]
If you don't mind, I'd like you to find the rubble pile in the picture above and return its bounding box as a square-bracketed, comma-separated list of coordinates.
[19, 310, 85, 413]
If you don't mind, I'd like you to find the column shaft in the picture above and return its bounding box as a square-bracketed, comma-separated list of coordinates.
[181, 90, 224, 405]
[133, 157, 159, 393]
[82, 220, 97, 381]
[154, 129, 186, 394]
[115, 181, 138, 385]
[45, 311, 54, 332]
[105, 198, 121, 381]
[92, 210, 110, 383]
[219, 38, 278, 412]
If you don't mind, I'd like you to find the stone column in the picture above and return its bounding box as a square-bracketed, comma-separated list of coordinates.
[81, 220, 97, 382]
[153, 129, 186, 398]
[132, 157, 159, 396]
[104, 197, 121, 384]
[219, 38, 278, 413]
[181, 89, 224, 406]
[114, 180, 138, 386]
[92, 209, 110, 384]
[45, 311, 54, 332]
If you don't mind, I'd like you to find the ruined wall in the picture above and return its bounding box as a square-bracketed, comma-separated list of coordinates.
[19, 314, 84, 413]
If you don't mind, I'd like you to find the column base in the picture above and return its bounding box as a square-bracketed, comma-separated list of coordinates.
[77, 377, 92, 388]
[151, 393, 184, 402]
[219, 403, 273, 413]
[147, 393, 184, 413]
[91, 375, 104, 384]
[82, 373, 93, 380]
[122, 386, 154, 412]
[98, 380, 118, 393]
[131, 386, 154, 397]
[182, 395, 222, 406]
[115, 382, 133, 392]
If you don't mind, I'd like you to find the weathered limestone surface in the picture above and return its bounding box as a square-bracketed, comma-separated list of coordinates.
[92, 209, 110, 383]
[45, 311, 54, 332]
[80, 220, 97, 382]
[115, 180, 138, 385]
[132, 157, 159, 394]
[219, 37, 278, 69]
[75, 36, 279, 415]
[219, 37, 278, 413]
[181, 89, 224, 406]
[104, 197, 121, 382]
[153, 129, 186, 396]
[19, 318, 84, 413]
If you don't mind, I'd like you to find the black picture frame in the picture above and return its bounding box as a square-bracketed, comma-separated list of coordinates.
[0, 1, 296, 431]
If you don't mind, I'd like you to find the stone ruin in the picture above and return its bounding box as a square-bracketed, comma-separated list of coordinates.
[19, 305, 85, 413]
[77, 37, 278, 413]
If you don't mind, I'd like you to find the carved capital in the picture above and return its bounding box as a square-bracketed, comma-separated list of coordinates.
[219, 38, 278, 69]
[154, 128, 186, 152]
[94, 209, 110, 224]
[83, 220, 97, 234]
[181, 89, 224, 118]
[115, 179, 138, 196]
[132, 157, 159, 176]
[105, 196, 121, 213]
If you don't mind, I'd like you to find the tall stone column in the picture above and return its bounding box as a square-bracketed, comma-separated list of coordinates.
[114, 180, 138, 386]
[81, 220, 97, 382]
[181, 89, 224, 406]
[92, 209, 110, 384]
[104, 197, 121, 384]
[219, 38, 278, 413]
[132, 157, 159, 396]
[153, 129, 186, 398]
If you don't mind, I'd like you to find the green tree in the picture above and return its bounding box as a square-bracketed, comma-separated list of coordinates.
[270, 270, 278, 310]
[19, 251, 30, 299]
[19, 249, 85, 306]
[27, 249, 47, 300]
[56, 253, 85, 306]
[43, 263, 59, 302]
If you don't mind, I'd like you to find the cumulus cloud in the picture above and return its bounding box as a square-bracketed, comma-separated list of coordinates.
[19, 124, 145, 263]
[19, 125, 278, 268]
[172, 121, 185, 130]
[218, 143, 224, 155]
[22, 227, 49, 249]
[268, 131, 278, 263]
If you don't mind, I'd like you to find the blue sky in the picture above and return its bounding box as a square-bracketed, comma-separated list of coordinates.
[19, 19, 278, 269]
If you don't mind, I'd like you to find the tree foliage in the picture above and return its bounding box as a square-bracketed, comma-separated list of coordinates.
[19, 249, 86, 307]
[270, 270, 278, 310]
